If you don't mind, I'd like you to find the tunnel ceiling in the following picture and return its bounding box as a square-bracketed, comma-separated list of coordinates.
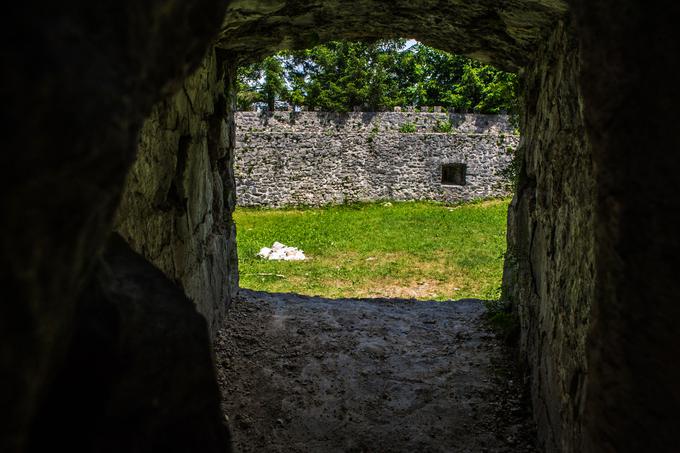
[217, 0, 568, 71]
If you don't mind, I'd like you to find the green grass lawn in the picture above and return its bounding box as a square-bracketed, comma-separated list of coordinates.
[235, 199, 510, 301]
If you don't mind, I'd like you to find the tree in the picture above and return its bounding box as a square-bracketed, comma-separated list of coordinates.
[235, 56, 288, 111]
[260, 57, 287, 111]
[236, 39, 517, 114]
[236, 62, 262, 111]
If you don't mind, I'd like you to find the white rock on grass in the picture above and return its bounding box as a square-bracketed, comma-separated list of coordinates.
[257, 242, 306, 261]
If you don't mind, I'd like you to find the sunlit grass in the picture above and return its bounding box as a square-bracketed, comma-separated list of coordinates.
[235, 199, 510, 301]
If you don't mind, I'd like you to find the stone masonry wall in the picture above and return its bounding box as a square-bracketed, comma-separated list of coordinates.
[115, 48, 239, 334]
[503, 20, 594, 452]
[235, 112, 518, 207]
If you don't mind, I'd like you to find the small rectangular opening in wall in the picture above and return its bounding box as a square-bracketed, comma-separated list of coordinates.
[441, 163, 467, 186]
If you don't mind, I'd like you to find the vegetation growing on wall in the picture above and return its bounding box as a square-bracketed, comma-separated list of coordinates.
[434, 119, 454, 133]
[237, 39, 518, 114]
[398, 122, 417, 133]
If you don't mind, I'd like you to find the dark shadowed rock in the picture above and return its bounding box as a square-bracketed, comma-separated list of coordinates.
[217, 0, 568, 70]
[0, 1, 227, 451]
[27, 234, 231, 453]
[115, 48, 239, 335]
[570, 1, 680, 451]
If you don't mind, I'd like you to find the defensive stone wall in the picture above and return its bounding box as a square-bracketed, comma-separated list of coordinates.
[235, 112, 519, 207]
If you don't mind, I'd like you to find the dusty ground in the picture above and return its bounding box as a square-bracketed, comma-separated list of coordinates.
[215, 289, 537, 453]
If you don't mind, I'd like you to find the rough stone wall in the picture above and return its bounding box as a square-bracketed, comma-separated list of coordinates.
[219, 0, 567, 71]
[115, 48, 239, 333]
[29, 234, 232, 452]
[235, 112, 518, 207]
[238, 111, 516, 134]
[1, 1, 229, 451]
[571, 1, 680, 451]
[503, 20, 593, 452]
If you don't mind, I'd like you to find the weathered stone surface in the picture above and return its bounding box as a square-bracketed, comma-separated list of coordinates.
[235, 112, 517, 207]
[218, 0, 568, 71]
[115, 49, 238, 333]
[503, 19, 593, 452]
[238, 110, 515, 134]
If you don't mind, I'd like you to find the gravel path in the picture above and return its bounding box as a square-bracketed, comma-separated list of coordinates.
[215, 289, 537, 453]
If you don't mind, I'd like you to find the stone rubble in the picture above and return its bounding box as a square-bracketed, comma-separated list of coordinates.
[257, 242, 306, 261]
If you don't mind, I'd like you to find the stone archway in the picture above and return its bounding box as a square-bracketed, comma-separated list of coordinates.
[117, 4, 585, 450]
[3, 1, 680, 452]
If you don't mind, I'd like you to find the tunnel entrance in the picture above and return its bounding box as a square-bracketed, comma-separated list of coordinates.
[9, 1, 679, 452]
[7, 1, 680, 452]
[233, 39, 519, 302]
[216, 40, 535, 451]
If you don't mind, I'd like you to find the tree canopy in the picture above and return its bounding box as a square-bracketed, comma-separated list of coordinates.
[237, 39, 518, 114]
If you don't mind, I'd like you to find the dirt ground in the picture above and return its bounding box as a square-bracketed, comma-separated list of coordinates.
[215, 289, 537, 453]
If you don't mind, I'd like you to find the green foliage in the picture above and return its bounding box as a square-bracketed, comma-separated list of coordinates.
[499, 145, 521, 191]
[237, 39, 518, 114]
[261, 57, 286, 111]
[236, 63, 262, 111]
[235, 199, 510, 301]
[236, 56, 288, 111]
[367, 124, 380, 144]
[284, 40, 409, 112]
[399, 122, 417, 133]
[433, 120, 453, 133]
[484, 298, 520, 344]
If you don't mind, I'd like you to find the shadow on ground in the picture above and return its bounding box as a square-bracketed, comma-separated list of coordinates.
[215, 289, 537, 453]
